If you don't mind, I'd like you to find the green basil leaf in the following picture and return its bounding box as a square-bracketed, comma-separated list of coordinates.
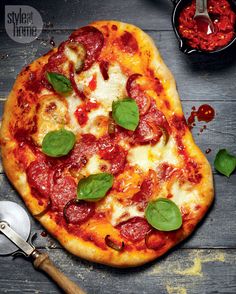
[46, 72, 72, 95]
[145, 198, 182, 231]
[77, 173, 114, 201]
[42, 129, 76, 157]
[112, 98, 139, 131]
[214, 149, 236, 177]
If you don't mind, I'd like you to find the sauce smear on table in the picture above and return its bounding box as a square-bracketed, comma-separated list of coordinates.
[187, 104, 215, 130]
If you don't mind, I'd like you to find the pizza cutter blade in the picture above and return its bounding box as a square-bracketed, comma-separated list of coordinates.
[0, 201, 31, 255]
[0, 201, 86, 294]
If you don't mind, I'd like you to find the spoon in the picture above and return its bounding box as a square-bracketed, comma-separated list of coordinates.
[194, 0, 215, 35]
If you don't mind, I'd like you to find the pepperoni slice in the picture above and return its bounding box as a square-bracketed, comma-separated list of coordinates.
[57, 134, 97, 172]
[41, 46, 67, 90]
[26, 160, 53, 198]
[98, 137, 127, 174]
[99, 60, 109, 80]
[50, 176, 77, 212]
[116, 217, 151, 242]
[132, 170, 157, 211]
[134, 101, 169, 144]
[63, 199, 95, 224]
[132, 171, 156, 209]
[126, 74, 151, 115]
[134, 119, 163, 144]
[69, 26, 104, 71]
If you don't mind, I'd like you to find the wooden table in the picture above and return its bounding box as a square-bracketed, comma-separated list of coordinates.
[0, 0, 235, 293]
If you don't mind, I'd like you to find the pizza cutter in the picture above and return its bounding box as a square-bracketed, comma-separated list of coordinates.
[0, 201, 86, 294]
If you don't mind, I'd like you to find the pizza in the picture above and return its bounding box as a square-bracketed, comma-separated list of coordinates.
[0, 21, 213, 267]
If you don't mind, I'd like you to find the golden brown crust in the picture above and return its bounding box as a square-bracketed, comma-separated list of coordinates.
[0, 21, 214, 267]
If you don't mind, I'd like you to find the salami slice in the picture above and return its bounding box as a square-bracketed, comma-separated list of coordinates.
[55, 134, 97, 173]
[26, 160, 53, 198]
[116, 217, 151, 242]
[63, 199, 95, 224]
[50, 176, 77, 212]
[98, 137, 127, 174]
[126, 74, 151, 115]
[70, 26, 104, 71]
[134, 101, 169, 144]
[132, 171, 156, 209]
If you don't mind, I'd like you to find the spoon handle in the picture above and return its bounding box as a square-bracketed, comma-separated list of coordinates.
[196, 0, 207, 14]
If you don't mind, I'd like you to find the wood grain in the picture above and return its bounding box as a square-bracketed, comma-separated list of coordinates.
[0, 0, 174, 31]
[33, 252, 86, 294]
[0, 248, 235, 293]
[0, 1, 235, 292]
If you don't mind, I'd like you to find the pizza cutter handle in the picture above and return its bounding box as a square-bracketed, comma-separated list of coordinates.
[33, 251, 86, 294]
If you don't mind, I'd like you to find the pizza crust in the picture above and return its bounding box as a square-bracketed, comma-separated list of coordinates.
[0, 21, 214, 267]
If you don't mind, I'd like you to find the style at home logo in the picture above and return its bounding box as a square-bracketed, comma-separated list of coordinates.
[5, 5, 43, 43]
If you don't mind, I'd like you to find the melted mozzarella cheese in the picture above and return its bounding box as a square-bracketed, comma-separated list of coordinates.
[32, 96, 68, 145]
[99, 195, 144, 226]
[127, 136, 181, 172]
[80, 154, 110, 176]
[67, 94, 82, 132]
[171, 181, 200, 210]
[110, 201, 144, 226]
[64, 46, 78, 64]
[81, 107, 108, 137]
[77, 63, 127, 110]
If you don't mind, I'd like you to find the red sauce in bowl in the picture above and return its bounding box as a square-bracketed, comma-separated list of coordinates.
[178, 0, 236, 51]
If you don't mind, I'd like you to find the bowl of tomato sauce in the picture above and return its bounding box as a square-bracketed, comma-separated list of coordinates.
[172, 0, 236, 54]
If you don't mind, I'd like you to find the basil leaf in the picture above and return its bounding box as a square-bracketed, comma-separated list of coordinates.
[214, 149, 236, 177]
[42, 129, 76, 157]
[46, 72, 72, 95]
[145, 198, 182, 231]
[77, 173, 114, 201]
[112, 98, 139, 131]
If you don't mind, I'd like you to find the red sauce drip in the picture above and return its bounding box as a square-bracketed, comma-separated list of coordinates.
[74, 101, 99, 126]
[88, 74, 97, 91]
[186, 159, 202, 184]
[205, 148, 212, 154]
[112, 24, 118, 31]
[41, 231, 48, 237]
[118, 31, 138, 53]
[14, 126, 37, 148]
[24, 71, 43, 93]
[49, 37, 55, 47]
[178, 0, 236, 51]
[187, 104, 215, 129]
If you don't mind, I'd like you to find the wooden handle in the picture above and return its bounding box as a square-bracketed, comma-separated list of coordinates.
[33, 252, 86, 294]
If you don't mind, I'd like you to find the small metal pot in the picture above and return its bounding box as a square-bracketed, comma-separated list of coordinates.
[171, 0, 236, 54]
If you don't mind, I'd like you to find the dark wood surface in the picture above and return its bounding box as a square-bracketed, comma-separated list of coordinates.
[0, 0, 235, 293]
